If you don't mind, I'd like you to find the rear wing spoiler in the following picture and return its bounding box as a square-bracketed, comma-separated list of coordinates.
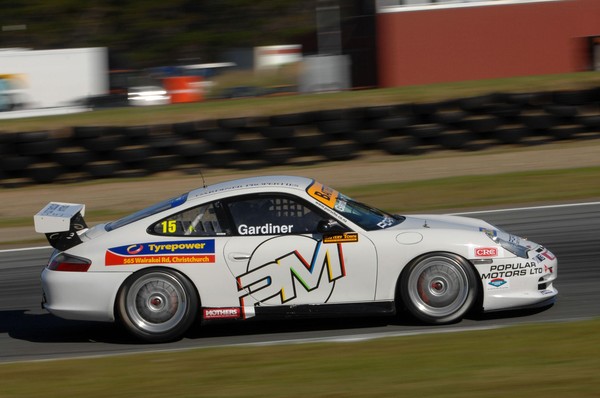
[34, 202, 88, 251]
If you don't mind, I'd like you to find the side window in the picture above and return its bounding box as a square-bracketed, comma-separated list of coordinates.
[151, 202, 224, 236]
[227, 195, 327, 236]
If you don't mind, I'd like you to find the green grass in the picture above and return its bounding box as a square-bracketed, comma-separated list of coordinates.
[3, 71, 600, 132]
[340, 166, 600, 213]
[3, 166, 599, 230]
[1, 318, 599, 397]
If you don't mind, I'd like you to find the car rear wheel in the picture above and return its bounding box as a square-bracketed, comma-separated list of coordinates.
[117, 269, 198, 343]
[400, 253, 477, 324]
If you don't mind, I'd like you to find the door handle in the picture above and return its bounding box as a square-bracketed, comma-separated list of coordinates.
[229, 253, 251, 261]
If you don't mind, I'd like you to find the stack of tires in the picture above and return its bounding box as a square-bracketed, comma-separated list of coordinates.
[1, 87, 600, 186]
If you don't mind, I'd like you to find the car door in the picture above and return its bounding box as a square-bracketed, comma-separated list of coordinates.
[222, 193, 377, 316]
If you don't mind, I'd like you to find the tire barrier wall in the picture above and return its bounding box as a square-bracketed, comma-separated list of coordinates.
[2, 88, 600, 186]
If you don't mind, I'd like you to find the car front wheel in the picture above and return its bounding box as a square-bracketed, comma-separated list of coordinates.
[400, 253, 478, 324]
[117, 269, 198, 343]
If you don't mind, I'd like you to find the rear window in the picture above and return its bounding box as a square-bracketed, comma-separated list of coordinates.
[105, 193, 188, 231]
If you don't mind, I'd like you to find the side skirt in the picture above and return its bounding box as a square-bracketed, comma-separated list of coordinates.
[202, 301, 396, 323]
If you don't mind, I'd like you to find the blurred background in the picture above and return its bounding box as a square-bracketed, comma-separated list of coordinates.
[2, 0, 600, 111]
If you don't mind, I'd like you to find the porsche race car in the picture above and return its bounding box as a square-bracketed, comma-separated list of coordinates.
[34, 175, 558, 342]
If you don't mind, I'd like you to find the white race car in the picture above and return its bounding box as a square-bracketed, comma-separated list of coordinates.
[34, 175, 557, 342]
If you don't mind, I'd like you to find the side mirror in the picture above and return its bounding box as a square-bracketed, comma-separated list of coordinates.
[317, 219, 346, 233]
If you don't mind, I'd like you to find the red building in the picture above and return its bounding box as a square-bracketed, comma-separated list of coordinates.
[376, 0, 600, 87]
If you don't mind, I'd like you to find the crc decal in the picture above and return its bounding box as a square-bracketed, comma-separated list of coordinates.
[323, 232, 358, 244]
[475, 247, 498, 257]
[105, 239, 215, 266]
[480, 261, 542, 279]
[544, 265, 554, 273]
[203, 308, 242, 320]
[237, 235, 346, 317]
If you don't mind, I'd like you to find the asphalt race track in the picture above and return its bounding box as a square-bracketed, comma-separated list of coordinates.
[1, 202, 599, 363]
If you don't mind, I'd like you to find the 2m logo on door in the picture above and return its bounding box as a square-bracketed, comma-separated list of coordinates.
[236, 236, 347, 314]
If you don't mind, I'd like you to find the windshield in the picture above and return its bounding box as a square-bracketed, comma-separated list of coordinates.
[105, 193, 189, 231]
[307, 181, 404, 231]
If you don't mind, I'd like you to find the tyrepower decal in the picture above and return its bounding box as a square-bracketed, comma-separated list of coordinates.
[105, 239, 215, 266]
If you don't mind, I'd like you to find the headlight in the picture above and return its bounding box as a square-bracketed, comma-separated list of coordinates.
[492, 235, 530, 259]
[481, 227, 530, 259]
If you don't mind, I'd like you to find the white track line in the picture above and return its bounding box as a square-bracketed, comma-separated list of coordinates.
[450, 201, 600, 216]
[0, 246, 51, 253]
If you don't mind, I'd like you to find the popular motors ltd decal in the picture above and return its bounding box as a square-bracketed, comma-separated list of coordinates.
[105, 239, 215, 266]
[480, 261, 542, 280]
[236, 235, 347, 318]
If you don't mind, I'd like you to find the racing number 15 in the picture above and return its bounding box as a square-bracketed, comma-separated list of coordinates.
[161, 220, 177, 234]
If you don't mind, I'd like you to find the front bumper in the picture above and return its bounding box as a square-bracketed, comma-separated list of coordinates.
[475, 247, 558, 312]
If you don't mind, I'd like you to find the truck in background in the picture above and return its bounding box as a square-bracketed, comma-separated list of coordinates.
[0, 47, 108, 109]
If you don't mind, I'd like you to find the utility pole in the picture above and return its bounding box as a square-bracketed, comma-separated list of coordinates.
[316, 0, 342, 55]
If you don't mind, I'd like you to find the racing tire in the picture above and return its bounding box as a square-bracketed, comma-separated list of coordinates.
[259, 126, 295, 141]
[231, 137, 273, 154]
[317, 119, 358, 136]
[269, 112, 312, 126]
[364, 105, 399, 119]
[372, 115, 413, 131]
[552, 89, 594, 106]
[493, 126, 526, 145]
[173, 139, 214, 157]
[521, 113, 556, 131]
[113, 145, 156, 163]
[461, 115, 501, 135]
[432, 109, 467, 126]
[263, 147, 295, 166]
[27, 163, 65, 184]
[1, 155, 35, 171]
[117, 269, 199, 343]
[142, 154, 180, 173]
[351, 129, 387, 147]
[218, 117, 248, 129]
[81, 135, 127, 153]
[438, 130, 476, 150]
[84, 160, 122, 178]
[406, 123, 445, 141]
[379, 136, 417, 155]
[52, 148, 95, 168]
[202, 129, 238, 144]
[458, 93, 502, 112]
[400, 253, 478, 324]
[322, 141, 359, 161]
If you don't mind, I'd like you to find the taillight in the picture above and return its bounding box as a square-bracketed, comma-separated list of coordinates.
[48, 253, 91, 272]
